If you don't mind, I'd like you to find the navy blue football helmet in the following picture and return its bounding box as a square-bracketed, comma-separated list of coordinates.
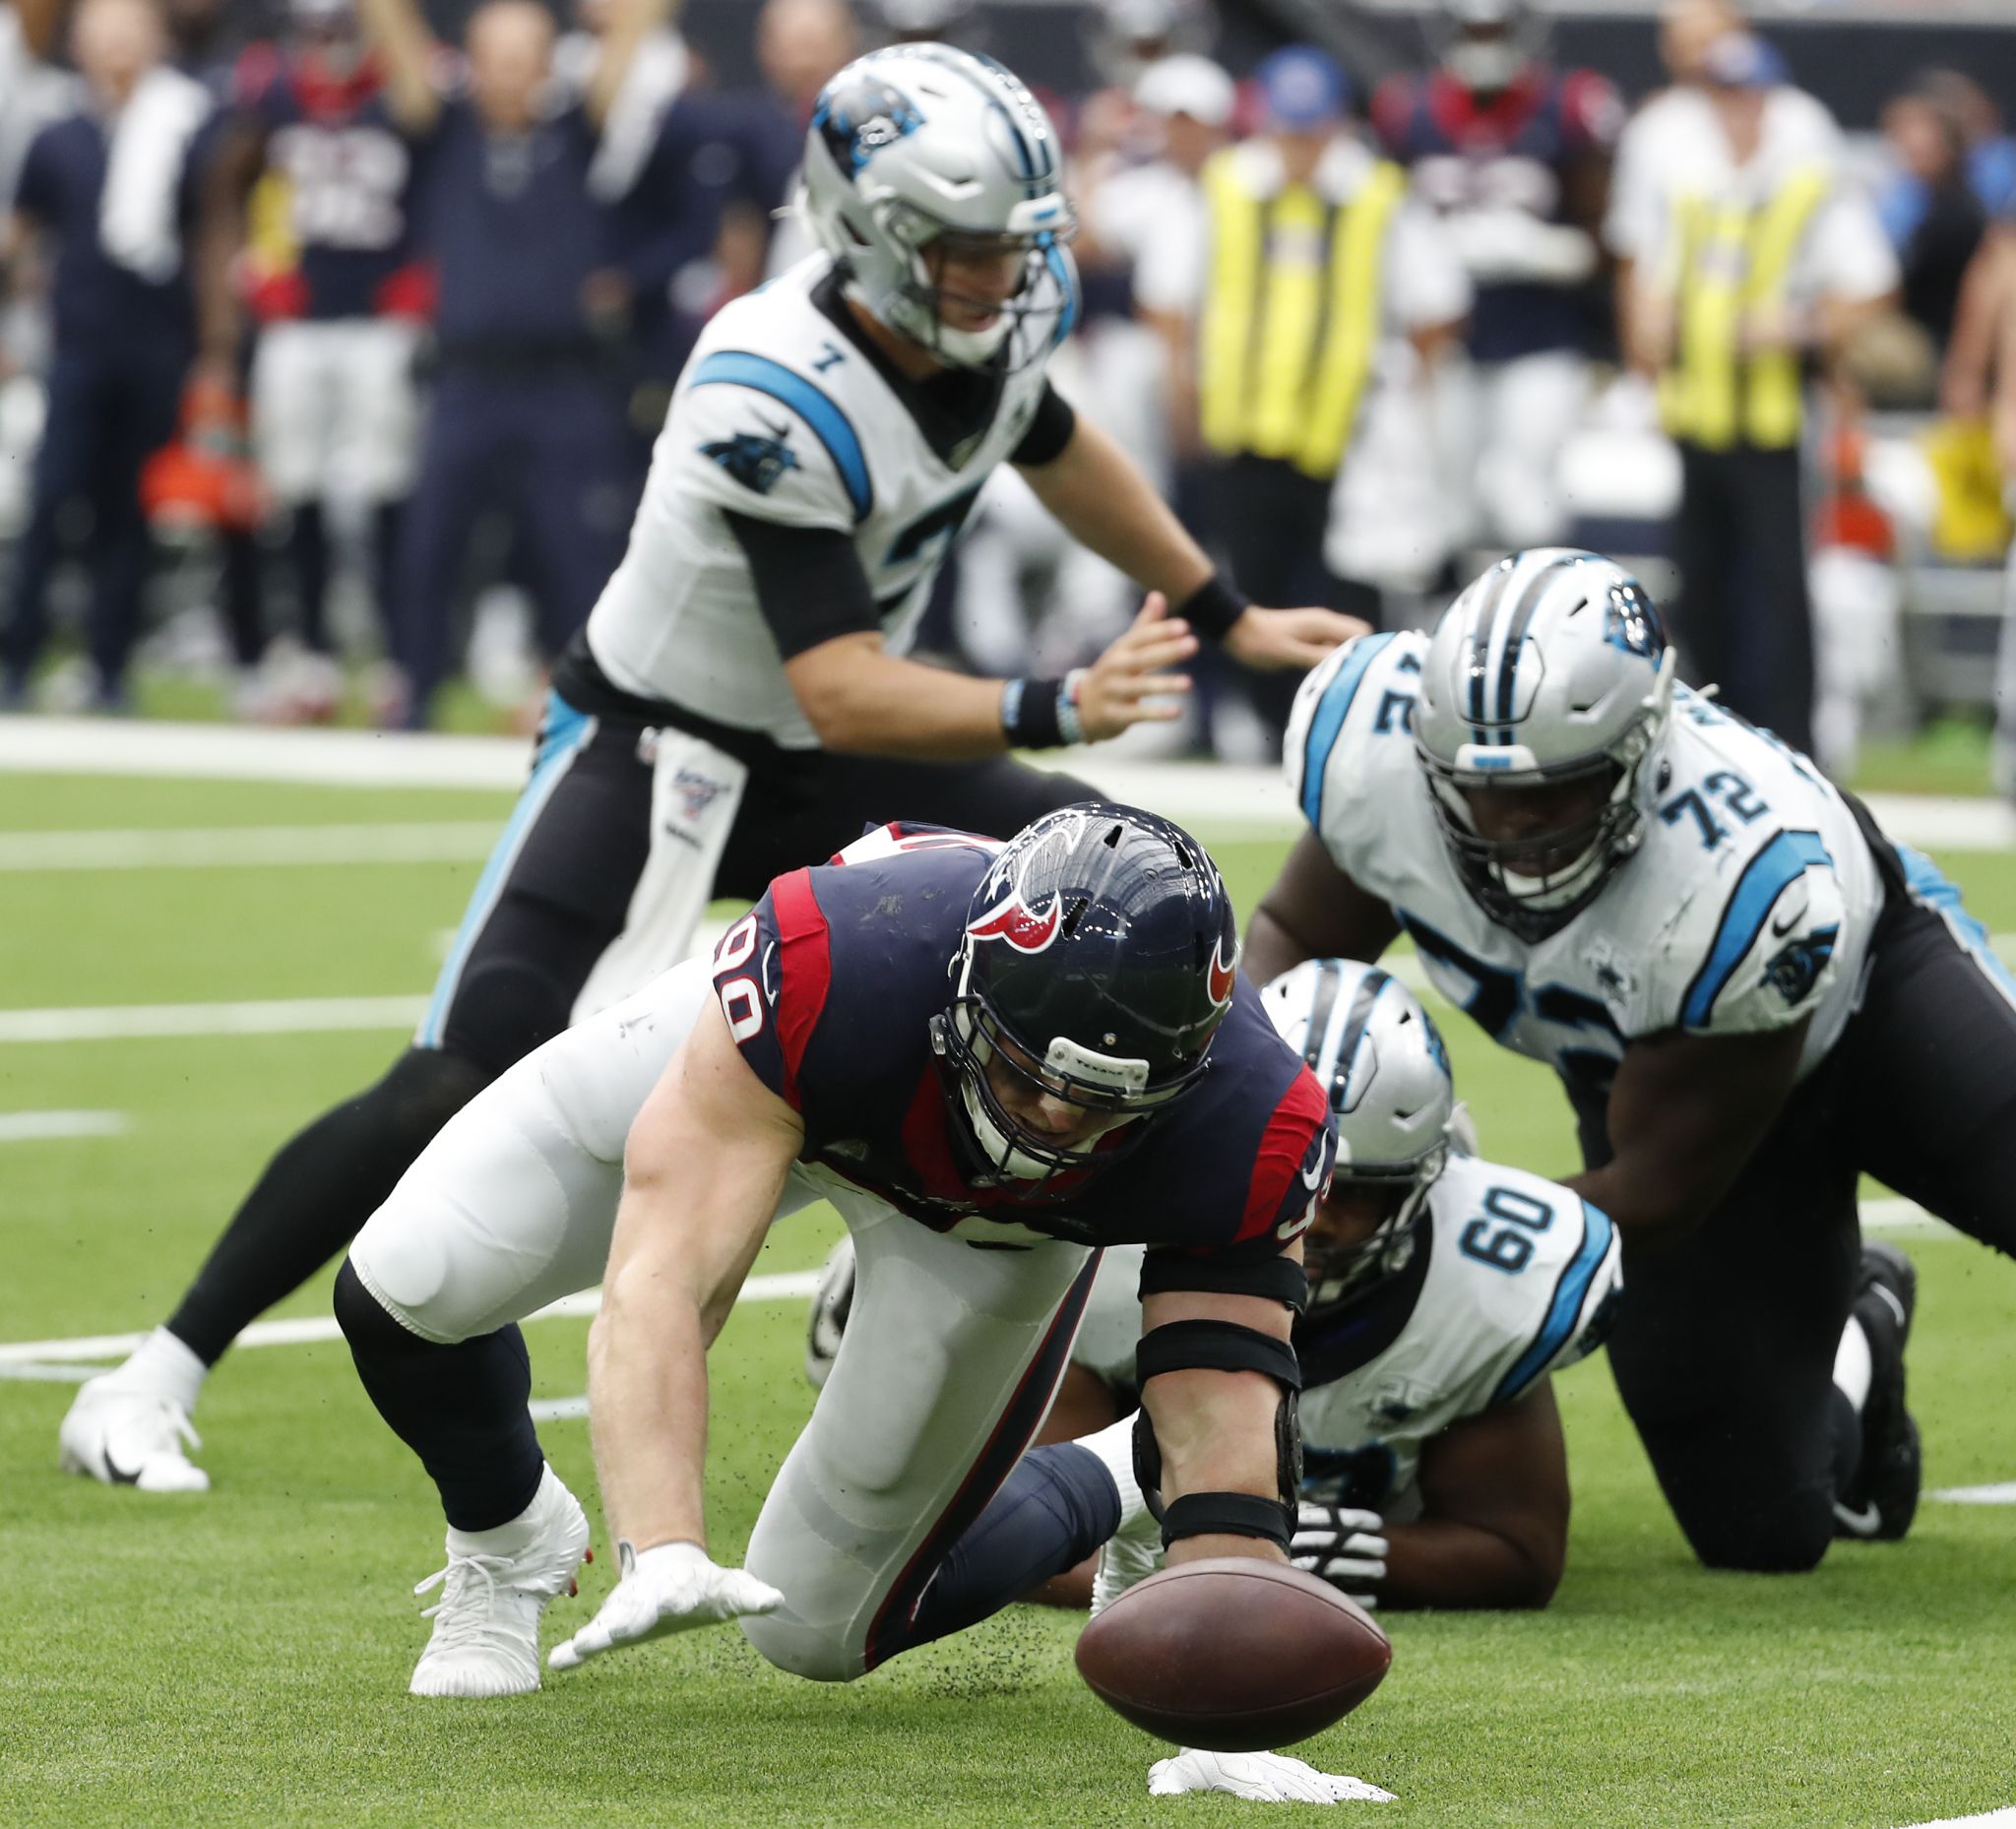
[932, 803, 1239, 1188]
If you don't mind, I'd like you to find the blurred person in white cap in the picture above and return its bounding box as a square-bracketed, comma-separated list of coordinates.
[1628, 30, 1895, 755]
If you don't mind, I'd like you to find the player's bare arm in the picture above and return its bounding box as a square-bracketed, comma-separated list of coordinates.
[353, 0, 439, 132]
[580, 0, 672, 130]
[191, 116, 271, 380]
[1379, 1383, 1569, 1610]
[782, 593, 1197, 759]
[586, 995, 802, 1555]
[1016, 413, 1369, 671]
[1138, 1271, 1300, 1569]
[1567, 1018, 1810, 1255]
[1246, 832, 1403, 985]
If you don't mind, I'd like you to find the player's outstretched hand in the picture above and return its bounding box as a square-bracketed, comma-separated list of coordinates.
[1223, 605, 1370, 672]
[1148, 1748, 1397, 1803]
[1290, 1502, 1389, 1605]
[1076, 593, 1198, 740]
[547, 1540, 782, 1671]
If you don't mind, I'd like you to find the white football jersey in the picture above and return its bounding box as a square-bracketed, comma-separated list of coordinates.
[584, 254, 1057, 748]
[1284, 630, 1884, 1090]
[1073, 1153, 1620, 1520]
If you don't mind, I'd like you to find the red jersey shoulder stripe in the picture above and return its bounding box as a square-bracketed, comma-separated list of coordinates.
[767, 868, 833, 1109]
[1233, 1065, 1333, 1246]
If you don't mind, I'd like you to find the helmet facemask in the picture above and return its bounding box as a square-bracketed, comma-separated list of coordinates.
[932, 937, 1200, 1193]
[1304, 1139, 1449, 1310]
[868, 208, 1078, 371]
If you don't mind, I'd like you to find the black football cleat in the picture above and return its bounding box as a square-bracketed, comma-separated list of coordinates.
[1833, 1239, 1920, 1543]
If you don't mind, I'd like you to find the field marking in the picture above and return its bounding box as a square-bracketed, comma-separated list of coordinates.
[0, 1109, 127, 1141]
[0, 1268, 823, 1367]
[1894, 1811, 2016, 1828]
[0, 995, 427, 1042]
[0, 823, 500, 871]
[1930, 1483, 2016, 1505]
[529, 1395, 593, 1422]
[2, 717, 2012, 849]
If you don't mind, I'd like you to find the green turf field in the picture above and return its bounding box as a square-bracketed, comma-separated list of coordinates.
[2, 771, 2013, 1829]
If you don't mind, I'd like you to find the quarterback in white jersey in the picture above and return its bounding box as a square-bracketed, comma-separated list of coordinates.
[1251, 548, 2016, 1577]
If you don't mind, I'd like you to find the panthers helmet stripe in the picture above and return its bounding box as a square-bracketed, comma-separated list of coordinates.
[1465, 561, 1518, 744]
[1492, 553, 1576, 729]
[1299, 958, 1348, 1087]
[1330, 968, 1394, 1110]
[933, 46, 1054, 190]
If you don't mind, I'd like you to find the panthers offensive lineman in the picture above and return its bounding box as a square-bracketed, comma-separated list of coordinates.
[330, 807, 1334, 1698]
[1252, 548, 2016, 1573]
[60, 42, 1356, 1493]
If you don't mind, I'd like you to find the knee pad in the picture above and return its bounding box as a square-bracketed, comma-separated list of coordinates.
[439, 957, 580, 1076]
[334, 1255, 425, 1356]
[1681, 1489, 1833, 1574]
[739, 1611, 861, 1685]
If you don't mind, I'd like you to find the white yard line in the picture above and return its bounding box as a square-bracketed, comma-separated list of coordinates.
[3, 718, 2011, 849]
[0, 823, 499, 871]
[1928, 1484, 2016, 1505]
[0, 1269, 822, 1367]
[0, 996, 427, 1043]
[1892, 1812, 2016, 1828]
[0, 1109, 127, 1140]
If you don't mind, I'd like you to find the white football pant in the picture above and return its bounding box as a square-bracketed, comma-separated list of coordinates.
[252, 317, 421, 509]
[349, 958, 1095, 1683]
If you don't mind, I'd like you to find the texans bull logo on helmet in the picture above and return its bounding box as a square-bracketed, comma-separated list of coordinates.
[966, 887, 1062, 954]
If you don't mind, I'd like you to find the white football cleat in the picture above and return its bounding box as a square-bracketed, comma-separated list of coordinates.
[58, 1378, 211, 1493]
[410, 1464, 592, 1698]
[1091, 1483, 1162, 1618]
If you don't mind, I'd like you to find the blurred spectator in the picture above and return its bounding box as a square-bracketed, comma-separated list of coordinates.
[357, 0, 665, 727]
[194, 0, 429, 720]
[1081, 0, 1212, 94]
[2, 0, 75, 210]
[750, 0, 857, 280]
[1877, 79, 1985, 352]
[1986, 232, 2016, 800]
[1629, 32, 1897, 752]
[1374, 0, 1621, 552]
[1157, 44, 1466, 744]
[2, 0, 218, 711]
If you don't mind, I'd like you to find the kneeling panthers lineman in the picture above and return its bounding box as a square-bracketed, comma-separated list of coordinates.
[1254, 548, 2016, 1572]
[61, 40, 1356, 1494]
[333, 807, 1336, 1697]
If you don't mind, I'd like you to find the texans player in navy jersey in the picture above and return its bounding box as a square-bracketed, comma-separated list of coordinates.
[1373, 0, 1620, 552]
[193, 0, 427, 714]
[329, 807, 1333, 1699]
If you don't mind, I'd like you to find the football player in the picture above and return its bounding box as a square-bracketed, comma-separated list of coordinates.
[193, 0, 428, 713]
[1372, 0, 1620, 550]
[809, 956, 1621, 1615]
[329, 806, 1334, 1697]
[59, 43, 1357, 1495]
[1250, 546, 2016, 1573]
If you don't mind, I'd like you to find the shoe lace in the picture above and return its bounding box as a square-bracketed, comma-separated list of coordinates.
[413, 1551, 519, 1650]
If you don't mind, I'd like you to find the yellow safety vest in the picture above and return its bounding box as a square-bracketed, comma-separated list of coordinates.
[1658, 163, 1830, 452]
[1198, 150, 1406, 480]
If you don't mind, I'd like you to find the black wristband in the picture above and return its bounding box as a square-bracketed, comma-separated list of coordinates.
[1161, 1490, 1295, 1553]
[1176, 572, 1248, 643]
[1001, 676, 1066, 749]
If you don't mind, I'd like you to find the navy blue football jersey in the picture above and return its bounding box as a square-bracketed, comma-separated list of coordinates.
[708, 824, 1335, 1263]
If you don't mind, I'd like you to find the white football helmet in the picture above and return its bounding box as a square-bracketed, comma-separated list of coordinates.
[1414, 548, 1675, 942]
[1262, 960, 1455, 1306]
[798, 42, 1078, 371]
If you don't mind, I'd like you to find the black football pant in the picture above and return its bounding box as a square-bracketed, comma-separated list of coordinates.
[1572, 815, 2016, 1571]
[1670, 442, 1815, 755]
[164, 704, 1096, 1368]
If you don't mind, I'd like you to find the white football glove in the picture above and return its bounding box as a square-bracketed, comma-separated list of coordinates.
[547, 1540, 783, 1671]
[1148, 1748, 1397, 1803]
[1290, 1502, 1389, 1605]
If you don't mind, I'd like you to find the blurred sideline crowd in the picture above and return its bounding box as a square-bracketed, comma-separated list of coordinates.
[4, 0, 2016, 781]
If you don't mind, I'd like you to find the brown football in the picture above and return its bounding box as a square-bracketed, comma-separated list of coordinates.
[1074, 1557, 1391, 1752]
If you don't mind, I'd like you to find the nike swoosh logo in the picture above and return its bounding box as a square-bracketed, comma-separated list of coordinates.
[1770, 909, 1801, 937]
[102, 1451, 143, 1485]
[1832, 1499, 1881, 1535]
[1302, 1133, 1335, 1191]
